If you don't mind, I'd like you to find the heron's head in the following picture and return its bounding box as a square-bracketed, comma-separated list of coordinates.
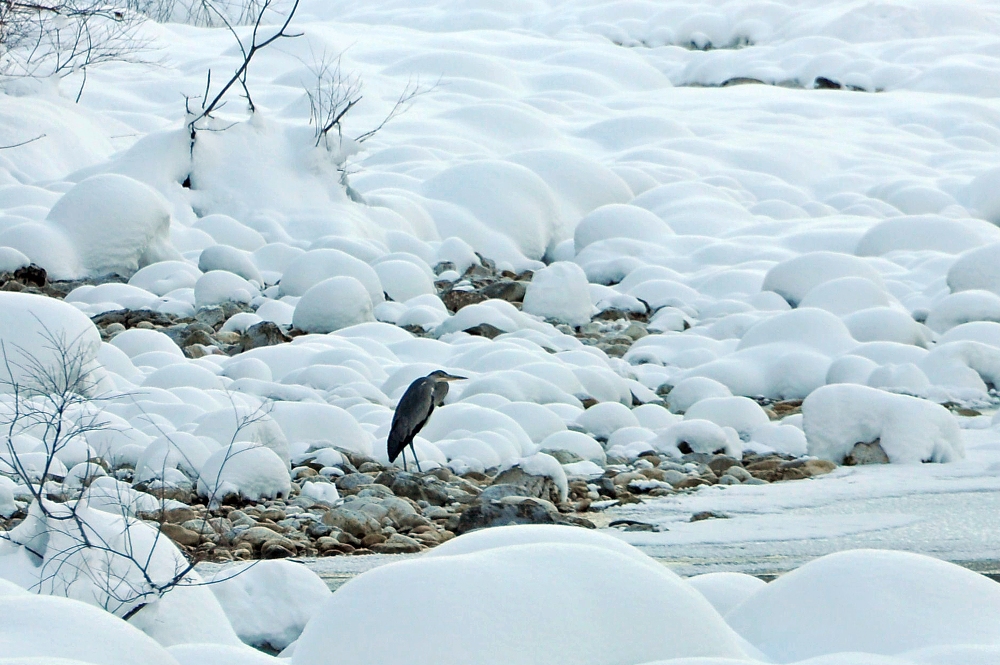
[427, 370, 467, 382]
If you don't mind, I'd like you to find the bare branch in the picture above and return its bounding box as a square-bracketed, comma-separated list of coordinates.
[0, 133, 45, 149]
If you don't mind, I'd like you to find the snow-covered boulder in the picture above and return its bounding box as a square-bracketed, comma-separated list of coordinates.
[687, 572, 767, 617]
[292, 542, 748, 665]
[726, 549, 1000, 662]
[802, 384, 962, 464]
[46, 174, 178, 276]
[129, 260, 202, 296]
[207, 560, 331, 651]
[761, 252, 885, 307]
[684, 396, 771, 441]
[666, 377, 733, 413]
[194, 270, 259, 308]
[292, 276, 375, 334]
[279, 248, 384, 301]
[199, 245, 263, 286]
[924, 290, 1000, 334]
[573, 203, 672, 252]
[373, 259, 435, 302]
[0, 594, 179, 664]
[857, 215, 999, 256]
[197, 442, 291, 505]
[522, 261, 594, 326]
[652, 419, 741, 458]
[0, 292, 104, 395]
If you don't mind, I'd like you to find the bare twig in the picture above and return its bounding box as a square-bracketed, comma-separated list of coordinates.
[0, 133, 45, 149]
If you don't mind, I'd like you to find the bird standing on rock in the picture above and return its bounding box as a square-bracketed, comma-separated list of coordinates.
[388, 370, 466, 472]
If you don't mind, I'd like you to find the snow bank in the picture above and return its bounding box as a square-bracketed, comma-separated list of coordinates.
[726, 549, 1000, 662]
[802, 385, 962, 464]
[293, 543, 748, 665]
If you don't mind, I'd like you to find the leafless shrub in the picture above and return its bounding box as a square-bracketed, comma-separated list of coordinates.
[0, 326, 268, 619]
[185, 0, 300, 146]
[0, 1, 150, 100]
[305, 50, 435, 151]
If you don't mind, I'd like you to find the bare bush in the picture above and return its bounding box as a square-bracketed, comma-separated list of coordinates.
[305, 51, 435, 151]
[0, 327, 269, 619]
[0, 1, 149, 100]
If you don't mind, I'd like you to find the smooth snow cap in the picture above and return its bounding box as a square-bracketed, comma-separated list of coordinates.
[292, 276, 375, 334]
[802, 384, 963, 464]
[726, 549, 1000, 662]
[197, 442, 291, 504]
[292, 542, 748, 665]
[522, 261, 594, 326]
[207, 560, 331, 651]
[46, 173, 178, 276]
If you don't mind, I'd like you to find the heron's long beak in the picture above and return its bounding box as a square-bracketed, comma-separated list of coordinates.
[438, 373, 467, 381]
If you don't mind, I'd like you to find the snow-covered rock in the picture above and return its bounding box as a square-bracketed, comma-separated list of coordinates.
[521, 261, 594, 326]
[207, 560, 331, 651]
[802, 384, 962, 464]
[292, 542, 748, 665]
[726, 549, 1000, 662]
[46, 174, 178, 276]
[292, 276, 375, 333]
[197, 442, 291, 505]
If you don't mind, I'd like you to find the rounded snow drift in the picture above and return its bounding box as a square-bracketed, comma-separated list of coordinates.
[292, 276, 375, 334]
[292, 542, 748, 665]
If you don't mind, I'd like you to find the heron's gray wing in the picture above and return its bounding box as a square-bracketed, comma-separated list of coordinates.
[388, 377, 435, 462]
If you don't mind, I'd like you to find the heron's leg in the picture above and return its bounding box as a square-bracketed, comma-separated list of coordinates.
[400, 448, 408, 472]
[411, 443, 422, 473]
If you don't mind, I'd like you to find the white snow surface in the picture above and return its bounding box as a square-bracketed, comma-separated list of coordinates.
[292, 542, 749, 665]
[206, 560, 331, 651]
[5, 0, 1000, 661]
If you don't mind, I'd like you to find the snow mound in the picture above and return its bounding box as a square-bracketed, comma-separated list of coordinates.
[856, 215, 999, 256]
[726, 549, 1000, 662]
[292, 543, 748, 665]
[574, 203, 672, 252]
[46, 174, 178, 276]
[522, 261, 594, 326]
[687, 572, 767, 617]
[667, 377, 734, 414]
[654, 420, 741, 458]
[0, 594, 178, 665]
[947, 242, 1000, 296]
[802, 384, 962, 464]
[197, 442, 291, 505]
[279, 248, 384, 302]
[292, 276, 375, 333]
[170, 643, 283, 665]
[0, 292, 104, 394]
[684, 397, 771, 441]
[207, 560, 331, 651]
[761, 252, 885, 307]
[425, 524, 662, 571]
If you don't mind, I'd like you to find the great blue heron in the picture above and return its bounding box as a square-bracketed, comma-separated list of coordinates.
[388, 370, 466, 472]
